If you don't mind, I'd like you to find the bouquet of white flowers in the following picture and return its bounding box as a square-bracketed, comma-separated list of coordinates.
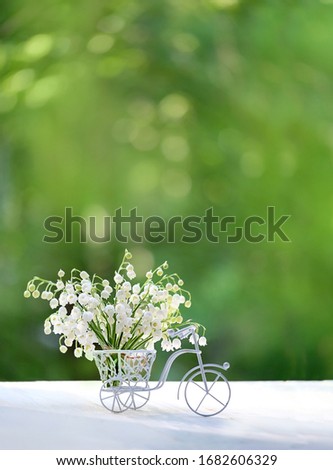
[24, 250, 206, 361]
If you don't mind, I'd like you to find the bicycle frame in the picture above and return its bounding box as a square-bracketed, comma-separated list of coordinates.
[139, 327, 208, 393]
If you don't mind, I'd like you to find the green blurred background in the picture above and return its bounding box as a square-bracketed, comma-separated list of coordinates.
[1, 0, 332, 382]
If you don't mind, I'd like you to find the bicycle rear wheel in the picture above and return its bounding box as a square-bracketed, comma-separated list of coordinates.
[100, 381, 129, 413]
[118, 381, 150, 410]
[100, 380, 150, 412]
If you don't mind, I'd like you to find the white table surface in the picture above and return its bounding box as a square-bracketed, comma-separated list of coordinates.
[0, 381, 332, 450]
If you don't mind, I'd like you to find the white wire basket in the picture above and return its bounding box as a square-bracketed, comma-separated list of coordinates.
[94, 349, 156, 385]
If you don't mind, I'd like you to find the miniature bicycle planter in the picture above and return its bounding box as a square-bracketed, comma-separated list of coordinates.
[94, 325, 231, 417]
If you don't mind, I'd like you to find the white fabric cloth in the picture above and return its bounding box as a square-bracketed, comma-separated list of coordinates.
[0, 381, 332, 449]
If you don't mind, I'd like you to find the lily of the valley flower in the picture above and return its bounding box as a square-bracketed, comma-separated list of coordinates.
[24, 250, 206, 359]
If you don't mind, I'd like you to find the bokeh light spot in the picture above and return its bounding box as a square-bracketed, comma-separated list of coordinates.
[172, 33, 199, 53]
[129, 161, 159, 193]
[98, 57, 125, 77]
[97, 15, 125, 34]
[162, 169, 192, 198]
[159, 93, 190, 120]
[23, 34, 54, 60]
[87, 34, 114, 54]
[209, 0, 239, 9]
[25, 76, 62, 108]
[161, 135, 189, 161]
[3, 69, 35, 94]
[128, 99, 156, 122]
[112, 118, 137, 143]
[130, 125, 159, 151]
[240, 151, 264, 178]
[280, 151, 297, 177]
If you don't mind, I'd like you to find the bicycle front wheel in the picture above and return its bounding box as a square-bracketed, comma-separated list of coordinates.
[184, 367, 231, 417]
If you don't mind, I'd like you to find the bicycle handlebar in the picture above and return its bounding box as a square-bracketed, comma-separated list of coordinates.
[167, 325, 196, 339]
